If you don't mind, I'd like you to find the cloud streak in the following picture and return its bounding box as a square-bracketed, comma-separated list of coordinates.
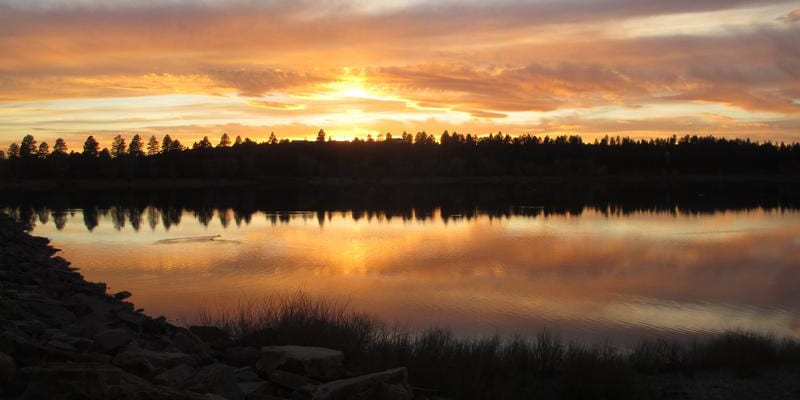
[0, 0, 798, 146]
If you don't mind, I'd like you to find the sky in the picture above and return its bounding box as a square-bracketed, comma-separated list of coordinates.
[0, 0, 799, 149]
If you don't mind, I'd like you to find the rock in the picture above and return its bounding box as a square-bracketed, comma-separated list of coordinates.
[26, 301, 77, 326]
[173, 331, 205, 353]
[184, 363, 243, 400]
[18, 362, 125, 399]
[47, 339, 77, 352]
[64, 336, 95, 352]
[379, 382, 414, 400]
[267, 370, 319, 391]
[13, 320, 45, 336]
[261, 346, 344, 381]
[234, 367, 262, 382]
[113, 348, 195, 371]
[189, 326, 230, 347]
[66, 302, 93, 317]
[155, 364, 196, 388]
[239, 380, 273, 399]
[255, 349, 288, 378]
[116, 312, 146, 329]
[114, 291, 133, 300]
[94, 328, 133, 353]
[294, 368, 409, 400]
[0, 351, 15, 387]
[223, 346, 263, 367]
[142, 316, 169, 334]
[112, 350, 157, 376]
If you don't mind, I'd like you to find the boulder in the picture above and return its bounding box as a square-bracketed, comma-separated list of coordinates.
[142, 316, 169, 334]
[189, 326, 230, 347]
[238, 380, 273, 399]
[267, 370, 318, 391]
[261, 346, 344, 381]
[183, 363, 243, 400]
[172, 331, 206, 354]
[294, 368, 409, 400]
[94, 328, 133, 353]
[234, 367, 262, 382]
[18, 362, 125, 399]
[26, 301, 77, 326]
[255, 349, 288, 378]
[114, 291, 133, 300]
[155, 364, 196, 388]
[112, 351, 157, 376]
[113, 348, 195, 372]
[379, 382, 414, 400]
[223, 346, 263, 367]
[0, 351, 15, 387]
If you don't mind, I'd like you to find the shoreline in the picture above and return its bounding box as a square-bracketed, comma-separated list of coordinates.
[2, 175, 800, 191]
[2, 213, 800, 399]
[0, 214, 416, 400]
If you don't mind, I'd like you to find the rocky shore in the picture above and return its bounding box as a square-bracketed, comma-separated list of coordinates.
[0, 214, 418, 400]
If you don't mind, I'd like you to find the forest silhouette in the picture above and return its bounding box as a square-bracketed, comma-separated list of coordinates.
[2, 131, 800, 180]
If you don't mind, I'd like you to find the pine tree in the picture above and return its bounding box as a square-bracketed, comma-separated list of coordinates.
[53, 138, 68, 155]
[111, 135, 127, 157]
[129, 134, 144, 156]
[20, 135, 37, 158]
[38, 142, 50, 158]
[162, 135, 173, 153]
[7, 143, 19, 158]
[147, 135, 160, 155]
[83, 136, 99, 157]
[218, 133, 231, 148]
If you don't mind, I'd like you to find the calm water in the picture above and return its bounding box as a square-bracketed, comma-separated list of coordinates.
[5, 186, 800, 343]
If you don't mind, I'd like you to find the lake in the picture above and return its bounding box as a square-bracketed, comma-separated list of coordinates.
[4, 183, 800, 344]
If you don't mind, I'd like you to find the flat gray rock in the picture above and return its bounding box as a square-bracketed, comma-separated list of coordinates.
[261, 346, 344, 381]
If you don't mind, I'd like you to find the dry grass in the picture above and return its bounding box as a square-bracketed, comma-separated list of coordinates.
[197, 292, 800, 399]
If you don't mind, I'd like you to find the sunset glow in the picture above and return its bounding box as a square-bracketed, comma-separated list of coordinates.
[1, 0, 799, 148]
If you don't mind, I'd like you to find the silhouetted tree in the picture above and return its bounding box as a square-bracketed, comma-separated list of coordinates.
[83, 208, 98, 231]
[83, 136, 99, 157]
[193, 136, 212, 150]
[2, 132, 799, 181]
[219, 133, 231, 148]
[170, 139, 184, 152]
[6, 143, 19, 159]
[111, 135, 127, 157]
[129, 134, 144, 156]
[162, 135, 173, 153]
[234, 136, 243, 146]
[317, 129, 326, 142]
[0, 150, 5, 160]
[99, 148, 112, 160]
[52, 212, 67, 230]
[37, 142, 49, 159]
[53, 138, 68, 155]
[146, 135, 160, 155]
[20, 135, 37, 158]
[268, 132, 278, 145]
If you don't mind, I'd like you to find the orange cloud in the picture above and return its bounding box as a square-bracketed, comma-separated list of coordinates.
[1, 0, 799, 146]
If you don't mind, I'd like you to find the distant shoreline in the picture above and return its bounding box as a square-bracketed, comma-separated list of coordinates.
[2, 175, 800, 191]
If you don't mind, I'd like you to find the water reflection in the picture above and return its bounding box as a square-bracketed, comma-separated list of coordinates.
[3, 184, 800, 343]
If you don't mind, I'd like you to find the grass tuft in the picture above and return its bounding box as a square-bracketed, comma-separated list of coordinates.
[197, 292, 800, 399]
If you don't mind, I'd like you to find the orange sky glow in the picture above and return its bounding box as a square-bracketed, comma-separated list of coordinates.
[1, 0, 799, 149]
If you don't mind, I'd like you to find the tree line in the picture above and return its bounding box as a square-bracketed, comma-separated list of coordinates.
[1, 130, 799, 180]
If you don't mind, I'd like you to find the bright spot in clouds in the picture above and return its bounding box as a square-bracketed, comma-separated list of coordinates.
[0, 0, 799, 148]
